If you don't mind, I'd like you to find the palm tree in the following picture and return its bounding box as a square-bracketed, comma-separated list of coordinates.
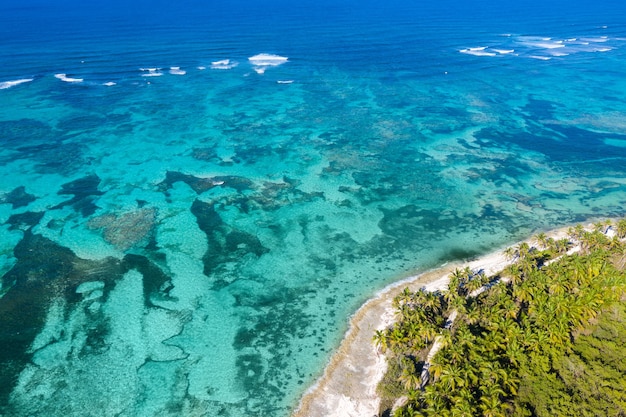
[422, 291, 443, 315]
[546, 316, 570, 347]
[579, 230, 609, 253]
[517, 255, 537, 278]
[449, 293, 467, 316]
[533, 232, 550, 250]
[423, 386, 451, 416]
[568, 224, 585, 241]
[454, 324, 475, 348]
[465, 302, 482, 325]
[439, 364, 466, 391]
[505, 339, 525, 367]
[479, 384, 506, 417]
[400, 366, 422, 390]
[428, 355, 445, 381]
[450, 267, 471, 296]
[373, 329, 389, 353]
[554, 237, 571, 254]
[480, 331, 506, 356]
[395, 287, 414, 308]
[516, 242, 532, 261]
[503, 246, 517, 261]
[418, 323, 439, 344]
[388, 327, 408, 352]
[465, 275, 484, 294]
[411, 288, 429, 307]
[450, 398, 474, 417]
[498, 298, 520, 321]
[512, 280, 535, 306]
[504, 263, 523, 285]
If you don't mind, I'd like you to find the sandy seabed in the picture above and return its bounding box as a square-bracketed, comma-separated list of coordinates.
[292, 227, 574, 417]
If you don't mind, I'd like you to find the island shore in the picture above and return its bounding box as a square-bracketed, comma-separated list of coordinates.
[292, 226, 574, 417]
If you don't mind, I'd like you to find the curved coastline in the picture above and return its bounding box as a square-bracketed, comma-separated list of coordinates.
[291, 225, 576, 417]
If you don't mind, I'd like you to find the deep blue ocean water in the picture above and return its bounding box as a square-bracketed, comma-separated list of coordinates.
[1, 1, 626, 416]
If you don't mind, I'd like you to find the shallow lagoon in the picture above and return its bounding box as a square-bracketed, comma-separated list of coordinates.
[1, 1, 626, 415]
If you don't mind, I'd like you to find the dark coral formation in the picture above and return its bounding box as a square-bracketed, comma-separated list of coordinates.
[5, 211, 45, 231]
[0, 186, 36, 209]
[190, 199, 269, 284]
[158, 171, 255, 194]
[51, 174, 103, 216]
[0, 230, 173, 409]
[0, 231, 124, 406]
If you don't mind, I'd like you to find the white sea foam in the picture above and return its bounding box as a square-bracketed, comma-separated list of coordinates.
[103, 81, 116, 86]
[460, 47, 496, 57]
[140, 68, 163, 77]
[197, 66, 207, 70]
[54, 73, 84, 83]
[465, 32, 617, 63]
[248, 53, 289, 65]
[277, 80, 294, 84]
[248, 53, 288, 73]
[170, 67, 186, 75]
[533, 41, 565, 49]
[0, 78, 34, 89]
[581, 36, 609, 43]
[210, 59, 238, 70]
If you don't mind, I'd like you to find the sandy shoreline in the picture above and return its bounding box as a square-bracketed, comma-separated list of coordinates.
[292, 226, 574, 417]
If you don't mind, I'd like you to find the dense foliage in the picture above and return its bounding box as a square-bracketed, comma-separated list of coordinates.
[375, 219, 626, 417]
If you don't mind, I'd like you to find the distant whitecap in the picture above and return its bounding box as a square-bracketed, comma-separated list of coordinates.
[54, 73, 84, 83]
[581, 37, 609, 43]
[248, 53, 288, 73]
[210, 59, 238, 70]
[170, 67, 186, 75]
[197, 66, 207, 70]
[460, 47, 496, 57]
[0, 78, 34, 89]
[140, 68, 163, 77]
[532, 41, 565, 49]
[103, 82, 116, 86]
[529, 55, 551, 61]
[277, 80, 294, 84]
[492, 49, 514, 54]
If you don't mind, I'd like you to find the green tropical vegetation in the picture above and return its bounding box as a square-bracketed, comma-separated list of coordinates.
[375, 219, 626, 417]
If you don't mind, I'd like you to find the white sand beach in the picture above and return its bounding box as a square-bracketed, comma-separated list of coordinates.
[292, 226, 576, 417]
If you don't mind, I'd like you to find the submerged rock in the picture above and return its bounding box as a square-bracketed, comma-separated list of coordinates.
[51, 174, 103, 216]
[87, 208, 157, 251]
[0, 186, 37, 209]
[0, 227, 174, 411]
[190, 199, 269, 283]
[0, 231, 125, 407]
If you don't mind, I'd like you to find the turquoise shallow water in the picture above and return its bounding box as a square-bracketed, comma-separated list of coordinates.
[1, 1, 626, 416]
